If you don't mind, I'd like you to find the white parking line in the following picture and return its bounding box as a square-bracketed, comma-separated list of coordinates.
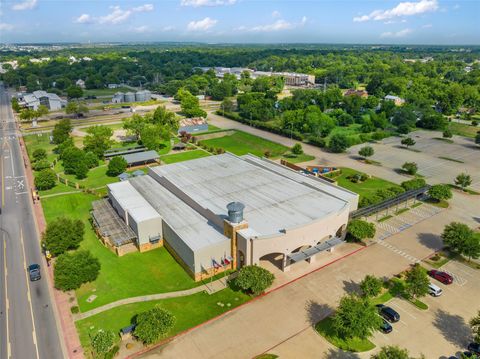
[390, 302, 417, 320]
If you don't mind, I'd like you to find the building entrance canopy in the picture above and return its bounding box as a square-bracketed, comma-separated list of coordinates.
[287, 237, 343, 263]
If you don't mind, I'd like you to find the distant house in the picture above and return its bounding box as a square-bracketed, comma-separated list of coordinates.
[344, 89, 368, 98]
[108, 84, 119, 89]
[178, 117, 208, 134]
[18, 91, 67, 111]
[76, 79, 86, 89]
[172, 142, 187, 151]
[384, 95, 405, 106]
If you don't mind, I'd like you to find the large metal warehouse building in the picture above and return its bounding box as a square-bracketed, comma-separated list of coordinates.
[95, 153, 358, 280]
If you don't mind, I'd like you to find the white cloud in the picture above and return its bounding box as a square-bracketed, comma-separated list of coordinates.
[75, 14, 93, 24]
[76, 4, 153, 25]
[380, 28, 413, 38]
[11, 0, 37, 11]
[422, 23, 433, 28]
[132, 25, 148, 33]
[240, 16, 307, 33]
[272, 10, 281, 18]
[0, 23, 14, 31]
[354, 0, 438, 22]
[162, 26, 175, 31]
[300, 16, 307, 25]
[181, 0, 236, 7]
[187, 17, 217, 31]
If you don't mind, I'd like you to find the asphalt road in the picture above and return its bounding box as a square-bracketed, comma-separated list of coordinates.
[0, 83, 64, 359]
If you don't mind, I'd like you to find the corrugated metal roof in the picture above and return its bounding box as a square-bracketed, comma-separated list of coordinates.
[150, 153, 350, 237]
[107, 181, 161, 223]
[122, 150, 159, 165]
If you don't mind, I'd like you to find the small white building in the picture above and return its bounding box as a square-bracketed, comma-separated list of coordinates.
[384, 95, 405, 106]
[76, 79, 86, 89]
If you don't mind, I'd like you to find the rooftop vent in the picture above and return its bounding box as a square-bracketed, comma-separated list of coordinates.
[226, 202, 245, 223]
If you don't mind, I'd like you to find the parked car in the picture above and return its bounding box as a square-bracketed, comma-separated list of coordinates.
[428, 269, 453, 284]
[428, 283, 443, 297]
[376, 304, 400, 322]
[28, 264, 41, 281]
[468, 343, 480, 355]
[462, 351, 478, 358]
[380, 319, 392, 333]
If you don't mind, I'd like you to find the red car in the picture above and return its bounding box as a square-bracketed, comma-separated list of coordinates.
[428, 270, 453, 284]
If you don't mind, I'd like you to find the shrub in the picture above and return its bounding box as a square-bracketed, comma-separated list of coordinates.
[397, 124, 411, 134]
[375, 188, 395, 201]
[401, 178, 426, 191]
[401, 137, 415, 148]
[34, 169, 57, 190]
[42, 217, 85, 256]
[70, 306, 79, 314]
[402, 162, 418, 175]
[328, 133, 350, 153]
[442, 129, 453, 138]
[307, 136, 326, 148]
[428, 184, 452, 202]
[360, 275, 383, 298]
[235, 265, 275, 295]
[264, 150, 271, 158]
[107, 156, 127, 177]
[291, 143, 303, 155]
[54, 250, 100, 291]
[91, 330, 116, 356]
[472, 120, 478, 127]
[358, 146, 374, 159]
[134, 306, 176, 344]
[347, 220, 376, 242]
[388, 186, 405, 196]
[84, 151, 99, 169]
[33, 159, 51, 171]
[455, 172, 472, 190]
[32, 148, 47, 162]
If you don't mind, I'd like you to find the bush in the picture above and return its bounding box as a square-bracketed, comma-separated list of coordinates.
[235, 265, 275, 295]
[34, 169, 57, 190]
[347, 220, 376, 242]
[291, 143, 303, 155]
[388, 186, 405, 196]
[134, 306, 176, 344]
[32, 148, 47, 162]
[33, 159, 51, 171]
[472, 120, 479, 127]
[428, 184, 452, 202]
[84, 151, 99, 169]
[401, 178, 426, 191]
[376, 188, 396, 201]
[91, 330, 116, 356]
[358, 146, 374, 159]
[360, 275, 383, 298]
[42, 217, 85, 256]
[107, 156, 127, 177]
[70, 306, 79, 314]
[307, 136, 326, 148]
[443, 129, 453, 138]
[328, 133, 350, 153]
[54, 250, 100, 291]
[397, 124, 411, 134]
[402, 162, 418, 175]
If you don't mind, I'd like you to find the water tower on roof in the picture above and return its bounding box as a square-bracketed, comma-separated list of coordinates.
[226, 202, 245, 223]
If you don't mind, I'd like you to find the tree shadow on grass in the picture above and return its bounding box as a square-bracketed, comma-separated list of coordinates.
[323, 348, 361, 359]
[433, 309, 472, 347]
[417, 232, 444, 251]
[342, 280, 361, 295]
[305, 300, 334, 327]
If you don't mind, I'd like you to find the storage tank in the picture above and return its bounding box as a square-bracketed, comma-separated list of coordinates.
[226, 202, 245, 223]
[135, 91, 146, 102]
[144, 90, 152, 101]
[112, 92, 124, 103]
[124, 92, 135, 102]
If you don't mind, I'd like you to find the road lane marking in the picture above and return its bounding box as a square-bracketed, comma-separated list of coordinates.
[3, 236, 11, 359]
[1, 155, 4, 207]
[19, 228, 40, 359]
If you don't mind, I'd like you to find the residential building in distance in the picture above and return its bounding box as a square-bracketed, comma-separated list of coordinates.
[75, 79, 85, 89]
[384, 94, 406, 106]
[93, 153, 358, 280]
[17, 90, 67, 111]
[344, 89, 369, 98]
[178, 117, 208, 134]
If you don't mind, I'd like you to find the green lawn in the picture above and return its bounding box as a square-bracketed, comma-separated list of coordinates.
[335, 168, 402, 200]
[39, 182, 80, 197]
[57, 165, 119, 189]
[42, 193, 209, 312]
[76, 287, 250, 352]
[325, 124, 364, 145]
[23, 133, 56, 162]
[200, 130, 289, 158]
[161, 150, 211, 164]
[448, 122, 479, 138]
[315, 317, 375, 352]
[281, 152, 315, 164]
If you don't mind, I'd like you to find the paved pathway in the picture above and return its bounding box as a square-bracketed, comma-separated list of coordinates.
[74, 276, 228, 320]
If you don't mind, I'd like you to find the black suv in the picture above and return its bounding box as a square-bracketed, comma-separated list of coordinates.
[376, 304, 400, 323]
[28, 264, 41, 281]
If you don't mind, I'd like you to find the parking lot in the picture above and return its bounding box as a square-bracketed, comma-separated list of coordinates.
[350, 130, 480, 191]
[369, 260, 480, 358]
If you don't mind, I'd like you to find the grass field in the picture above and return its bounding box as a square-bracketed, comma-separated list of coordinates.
[281, 152, 315, 164]
[75, 288, 250, 352]
[448, 122, 479, 138]
[200, 130, 290, 158]
[315, 317, 375, 352]
[161, 150, 211, 164]
[335, 168, 402, 200]
[42, 193, 210, 312]
[325, 124, 364, 145]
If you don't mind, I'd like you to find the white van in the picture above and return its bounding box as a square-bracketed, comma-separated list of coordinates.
[428, 283, 443, 297]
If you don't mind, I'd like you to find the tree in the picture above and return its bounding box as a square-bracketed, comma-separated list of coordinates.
[235, 265, 275, 295]
[470, 311, 480, 343]
[54, 250, 100, 291]
[328, 133, 350, 153]
[35, 105, 49, 120]
[134, 306, 176, 344]
[84, 151, 99, 169]
[107, 156, 127, 177]
[19, 108, 36, 122]
[34, 169, 57, 190]
[140, 123, 170, 151]
[176, 88, 207, 118]
[123, 114, 146, 138]
[441, 222, 475, 257]
[291, 143, 303, 155]
[43, 217, 85, 256]
[428, 184, 452, 202]
[33, 159, 51, 171]
[91, 330, 116, 357]
[371, 346, 411, 359]
[455, 173, 472, 190]
[401, 137, 416, 148]
[152, 105, 178, 131]
[66, 85, 83, 99]
[62, 146, 87, 176]
[462, 234, 480, 261]
[83, 126, 113, 158]
[443, 129, 453, 138]
[32, 148, 47, 162]
[359, 146, 374, 159]
[52, 119, 72, 144]
[332, 294, 382, 340]
[347, 220, 376, 242]
[475, 132, 480, 146]
[405, 263, 429, 299]
[402, 162, 418, 175]
[221, 98, 235, 113]
[359, 275, 383, 298]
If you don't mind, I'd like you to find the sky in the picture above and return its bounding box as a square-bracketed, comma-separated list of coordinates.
[0, 0, 479, 45]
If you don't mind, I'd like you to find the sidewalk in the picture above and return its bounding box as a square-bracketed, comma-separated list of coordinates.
[19, 135, 84, 359]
